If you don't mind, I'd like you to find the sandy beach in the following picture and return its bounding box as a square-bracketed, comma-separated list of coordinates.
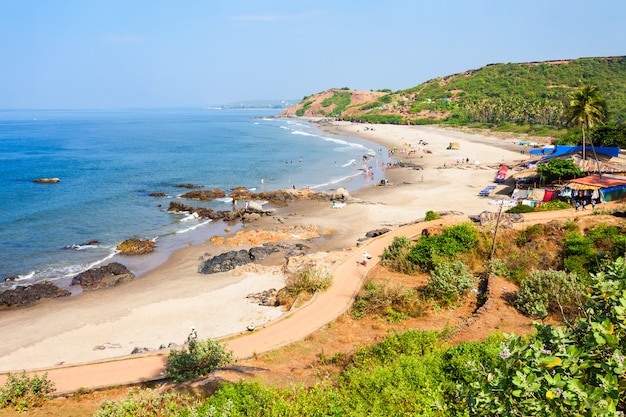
[0, 122, 537, 374]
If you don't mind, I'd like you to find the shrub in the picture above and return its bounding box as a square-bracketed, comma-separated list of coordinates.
[466, 258, 626, 416]
[506, 204, 534, 214]
[380, 236, 418, 274]
[535, 200, 571, 211]
[165, 338, 234, 382]
[514, 269, 585, 319]
[283, 266, 332, 297]
[351, 280, 421, 320]
[425, 261, 478, 305]
[408, 223, 478, 271]
[94, 388, 198, 417]
[0, 372, 55, 412]
[424, 210, 441, 221]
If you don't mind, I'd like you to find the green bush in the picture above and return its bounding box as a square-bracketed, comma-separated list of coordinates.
[408, 223, 478, 271]
[0, 372, 55, 412]
[425, 261, 478, 305]
[380, 236, 418, 274]
[424, 210, 441, 221]
[466, 257, 626, 416]
[284, 266, 332, 296]
[535, 200, 571, 211]
[351, 280, 420, 320]
[94, 388, 198, 417]
[165, 338, 234, 383]
[514, 269, 585, 319]
[506, 204, 534, 214]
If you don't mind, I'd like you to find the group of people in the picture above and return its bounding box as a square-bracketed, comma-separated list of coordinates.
[574, 198, 597, 211]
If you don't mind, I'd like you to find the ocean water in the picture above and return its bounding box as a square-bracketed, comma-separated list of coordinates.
[0, 108, 391, 289]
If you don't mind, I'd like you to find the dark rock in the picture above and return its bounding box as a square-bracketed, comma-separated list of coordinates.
[149, 192, 166, 197]
[247, 289, 280, 306]
[71, 262, 135, 290]
[180, 188, 226, 200]
[249, 245, 280, 261]
[365, 228, 391, 238]
[168, 201, 195, 213]
[0, 281, 70, 309]
[130, 347, 153, 354]
[175, 183, 205, 189]
[198, 249, 252, 274]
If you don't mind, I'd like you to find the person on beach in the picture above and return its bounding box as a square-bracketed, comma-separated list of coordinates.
[187, 327, 198, 344]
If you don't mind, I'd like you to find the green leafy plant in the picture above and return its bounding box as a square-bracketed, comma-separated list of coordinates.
[351, 279, 420, 320]
[94, 388, 199, 417]
[408, 223, 478, 271]
[425, 260, 478, 305]
[466, 257, 626, 416]
[0, 371, 55, 412]
[514, 269, 585, 320]
[380, 236, 418, 274]
[165, 338, 234, 383]
[424, 210, 441, 221]
[283, 266, 332, 297]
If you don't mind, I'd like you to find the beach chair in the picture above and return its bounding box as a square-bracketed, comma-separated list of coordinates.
[479, 186, 496, 196]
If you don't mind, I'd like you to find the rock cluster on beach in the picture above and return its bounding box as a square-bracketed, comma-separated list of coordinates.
[198, 243, 310, 274]
[71, 262, 135, 290]
[0, 281, 70, 309]
[116, 238, 155, 255]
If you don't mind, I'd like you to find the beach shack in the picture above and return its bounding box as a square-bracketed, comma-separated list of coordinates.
[561, 174, 626, 203]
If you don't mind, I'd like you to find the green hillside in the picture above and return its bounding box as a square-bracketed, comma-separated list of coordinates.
[286, 56, 626, 131]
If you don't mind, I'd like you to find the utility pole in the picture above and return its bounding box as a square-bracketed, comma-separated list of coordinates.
[489, 200, 505, 260]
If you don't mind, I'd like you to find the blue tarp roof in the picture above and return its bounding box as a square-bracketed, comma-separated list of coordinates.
[529, 145, 621, 158]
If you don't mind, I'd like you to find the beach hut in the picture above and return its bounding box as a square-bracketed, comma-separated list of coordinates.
[562, 174, 626, 203]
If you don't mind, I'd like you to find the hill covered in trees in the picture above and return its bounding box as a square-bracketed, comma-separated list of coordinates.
[282, 56, 626, 131]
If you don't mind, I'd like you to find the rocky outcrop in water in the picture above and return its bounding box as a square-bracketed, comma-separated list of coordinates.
[167, 201, 273, 225]
[33, 177, 60, 184]
[71, 262, 135, 290]
[0, 281, 70, 309]
[180, 188, 226, 199]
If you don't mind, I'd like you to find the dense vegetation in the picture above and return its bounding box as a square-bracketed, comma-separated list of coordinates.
[289, 56, 626, 143]
[92, 256, 626, 415]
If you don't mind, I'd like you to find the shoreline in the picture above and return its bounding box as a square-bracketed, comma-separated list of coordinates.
[0, 121, 535, 372]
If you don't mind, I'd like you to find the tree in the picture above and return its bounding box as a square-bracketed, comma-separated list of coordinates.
[536, 159, 584, 183]
[566, 85, 608, 161]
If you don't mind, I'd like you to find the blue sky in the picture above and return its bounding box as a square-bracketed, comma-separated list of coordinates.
[0, 0, 624, 109]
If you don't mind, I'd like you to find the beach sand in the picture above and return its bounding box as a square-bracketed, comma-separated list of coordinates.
[0, 122, 537, 373]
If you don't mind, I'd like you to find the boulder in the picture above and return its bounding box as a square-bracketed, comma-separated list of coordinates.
[116, 238, 155, 255]
[149, 192, 166, 197]
[198, 245, 281, 274]
[330, 187, 351, 202]
[247, 289, 280, 307]
[71, 262, 135, 290]
[365, 228, 391, 238]
[198, 249, 252, 274]
[175, 183, 204, 189]
[33, 177, 60, 184]
[180, 188, 226, 200]
[0, 281, 70, 309]
[422, 226, 444, 237]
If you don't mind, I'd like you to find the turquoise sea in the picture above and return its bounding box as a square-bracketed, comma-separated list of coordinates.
[0, 109, 391, 289]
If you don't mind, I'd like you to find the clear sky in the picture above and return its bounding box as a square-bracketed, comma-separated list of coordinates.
[0, 0, 624, 109]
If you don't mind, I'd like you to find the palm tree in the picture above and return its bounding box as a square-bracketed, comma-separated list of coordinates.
[566, 85, 607, 161]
